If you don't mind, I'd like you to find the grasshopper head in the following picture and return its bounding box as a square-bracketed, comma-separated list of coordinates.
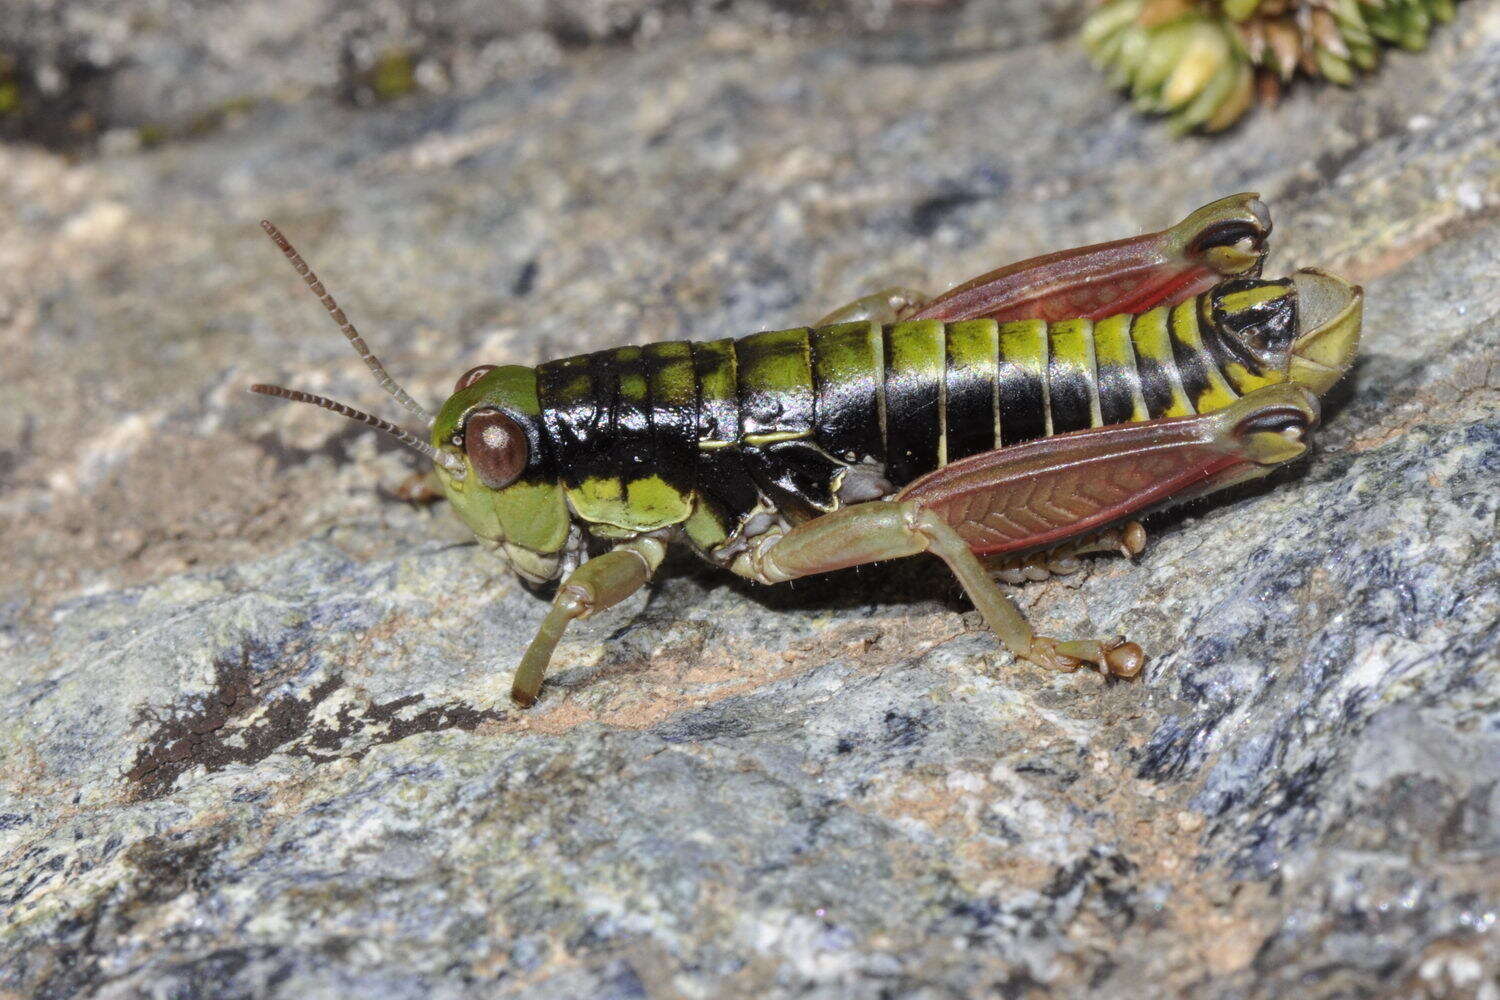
[248, 221, 573, 584]
[432, 365, 573, 584]
[1206, 269, 1363, 397]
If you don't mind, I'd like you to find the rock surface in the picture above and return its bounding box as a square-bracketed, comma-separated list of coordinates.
[2, 2, 1497, 998]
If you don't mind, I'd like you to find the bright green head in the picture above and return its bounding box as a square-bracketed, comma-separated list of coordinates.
[247, 221, 574, 584]
[430, 364, 573, 582]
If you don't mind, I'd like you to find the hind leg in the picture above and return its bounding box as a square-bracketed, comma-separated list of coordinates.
[738, 501, 1144, 677]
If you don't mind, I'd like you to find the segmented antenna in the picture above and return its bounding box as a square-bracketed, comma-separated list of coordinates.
[260, 220, 434, 426]
[251, 384, 465, 475]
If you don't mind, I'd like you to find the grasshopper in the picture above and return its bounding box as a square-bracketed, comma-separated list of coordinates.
[252, 194, 1362, 705]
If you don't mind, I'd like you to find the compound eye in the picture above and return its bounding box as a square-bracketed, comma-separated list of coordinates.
[1190, 221, 1266, 275]
[455, 365, 497, 393]
[463, 409, 528, 489]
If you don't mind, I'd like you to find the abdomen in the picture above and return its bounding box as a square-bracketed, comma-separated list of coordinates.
[534, 283, 1289, 548]
[801, 287, 1279, 488]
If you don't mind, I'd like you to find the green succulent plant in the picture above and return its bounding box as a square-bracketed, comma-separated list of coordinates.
[1082, 0, 1462, 132]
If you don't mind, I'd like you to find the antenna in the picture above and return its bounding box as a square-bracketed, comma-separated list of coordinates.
[251, 384, 465, 476]
[260, 219, 434, 426]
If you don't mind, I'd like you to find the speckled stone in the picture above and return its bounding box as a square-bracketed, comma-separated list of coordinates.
[1, 3, 1497, 998]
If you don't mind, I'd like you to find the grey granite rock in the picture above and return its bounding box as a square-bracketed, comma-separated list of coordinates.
[0, 0, 1085, 149]
[1, 2, 1497, 998]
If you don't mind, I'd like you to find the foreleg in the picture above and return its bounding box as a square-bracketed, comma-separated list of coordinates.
[511, 538, 666, 706]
